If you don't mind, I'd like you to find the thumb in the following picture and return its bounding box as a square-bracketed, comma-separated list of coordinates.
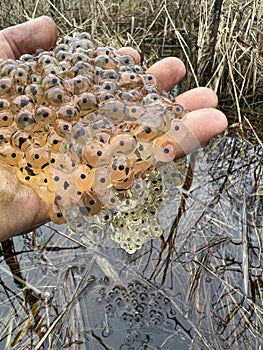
[0, 16, 58, 59]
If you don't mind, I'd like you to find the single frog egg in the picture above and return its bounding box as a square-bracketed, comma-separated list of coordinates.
[81, 190, 103, 216]
[94, 210, 113, 225]
[37, 54, 58, 68]
[16, 109, 36, 131]
[0, 111, 14, 127]
[93, 166, 111, 193]
[0, 144, 24, 167]
[86, 222, 106, 243]
[99, 101, 128, 125]
[35, 106, 57, 124]
[118, 196, 141, 213]
[71, 74, 93, 94]
[82, 140, 110, 168]
[150, 218, 163, 238]
[46, 130, 63, 152]
[54, 119, 72, 137]
[119, 72, 143, 89]
[58, 60, 71, 72]
[0, 78, 13, 95]
[69, 123, 92, 145]
[31, 73, 41, 84]
[53, 43, 70, 54]
[166, 119, 188, 140]
[53, 148, 79, 172]
[15, 85, 24, 95]
[25, 146, 50, 170]
[173, 104, 185, 117]
[24, 84, 44, 104]
[141, 73, 158, 87]
[11, 95, 34, 113]
[99, 187, 123, 211]
[63, 35, 73, 45]
[75, 164, 94, 193]
[125, 105, 145, 121]
[74, 92, 97, 113]
[45, 87, 70, 106]
[120, 240, 137, 255]
[110, 157, 135, 191]
[109, 133, 137, 155]
[134, 124, 160, 141]
[11, 67, 29, 85]
[57, 103, 80, 122]
[130, 178, 147, 198]
[153, 134, 178, 164]
[116, 55, 135, 66]
[94, 55, 117, 69]
[42, 74, 62, 90]
[132, 65, 144, 74]
[100, 80, 118, 94]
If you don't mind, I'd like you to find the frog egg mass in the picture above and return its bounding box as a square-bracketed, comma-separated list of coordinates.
[0, 33, 189, 253]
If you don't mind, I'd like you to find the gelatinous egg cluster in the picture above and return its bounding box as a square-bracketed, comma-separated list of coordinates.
[0, 32, 188, 252]
[95, 280, 178, 346]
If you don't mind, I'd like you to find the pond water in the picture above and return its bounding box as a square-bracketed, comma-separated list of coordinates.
[0, 130, 262, 349]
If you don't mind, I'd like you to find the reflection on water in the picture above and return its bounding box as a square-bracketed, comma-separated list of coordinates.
[0, 130, 262, 349]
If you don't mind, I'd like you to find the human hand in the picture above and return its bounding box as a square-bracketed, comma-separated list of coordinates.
[0, 17, 57, 241]
[0, 17, 227, 242]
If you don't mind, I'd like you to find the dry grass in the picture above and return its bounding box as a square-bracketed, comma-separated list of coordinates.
[0, 0, 262, 146]
[0, 0, 262, 130]
[0, 1, 262, 349]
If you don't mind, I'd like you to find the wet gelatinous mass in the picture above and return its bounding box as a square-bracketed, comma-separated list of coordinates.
[0, 32, 188, 253]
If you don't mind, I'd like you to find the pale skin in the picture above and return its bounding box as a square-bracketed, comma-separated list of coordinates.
[0, 16, 228, 241]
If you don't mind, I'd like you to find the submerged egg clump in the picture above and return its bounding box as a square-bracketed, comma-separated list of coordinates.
[93, 280, 178, 347]
[0, 33, 189, 253]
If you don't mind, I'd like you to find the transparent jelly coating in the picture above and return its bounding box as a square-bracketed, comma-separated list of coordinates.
[91, 279, 179, 347]
[0, 32, 191, 252]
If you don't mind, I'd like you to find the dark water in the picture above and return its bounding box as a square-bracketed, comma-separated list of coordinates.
[0, 132, 262, 350]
